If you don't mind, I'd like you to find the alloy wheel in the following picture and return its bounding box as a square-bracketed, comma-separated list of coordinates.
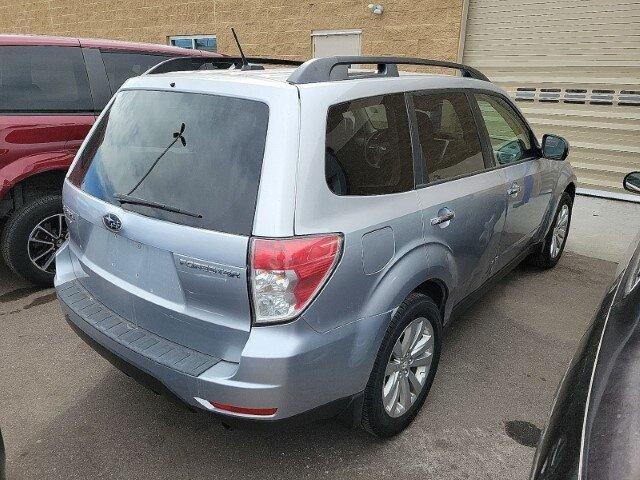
[550, 204, 569, 259]
[27, 214, 68, 274]
[382, 317, 434, 418]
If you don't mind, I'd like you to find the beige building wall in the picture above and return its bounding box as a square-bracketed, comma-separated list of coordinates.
[0, 0, 465, 61]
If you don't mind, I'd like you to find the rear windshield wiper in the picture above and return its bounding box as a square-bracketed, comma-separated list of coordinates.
[126, 122, 187, 197]
[113, 194, 202, 219]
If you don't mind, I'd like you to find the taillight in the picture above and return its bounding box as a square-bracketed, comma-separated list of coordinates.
[250, 234, 342, 325]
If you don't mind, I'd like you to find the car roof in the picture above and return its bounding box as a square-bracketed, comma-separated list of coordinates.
[0, 34, 219, 56]
[0, 34, 79, 47]
[150, 68, 300, 83]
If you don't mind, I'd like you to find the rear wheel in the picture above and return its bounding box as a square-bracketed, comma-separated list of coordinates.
[1, 195, 67, 286]
[529, 192, 572, 269]
[361, 293, 442, 438]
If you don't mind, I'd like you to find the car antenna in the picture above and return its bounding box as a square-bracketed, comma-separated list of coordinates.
[231, 28, 263, 71]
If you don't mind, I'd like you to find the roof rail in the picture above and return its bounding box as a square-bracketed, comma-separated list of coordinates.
[145, 56, 304, 75]
[286, 56, 489, 84]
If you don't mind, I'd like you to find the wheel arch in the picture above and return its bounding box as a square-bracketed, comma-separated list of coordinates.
[0, 167, 67, 219]
[412, 278, 448, 318]
[0, 192, 65, 285]
[564, 181, 576, 201]
[362, 241, 455, 324]
[538, 174, 576, 241]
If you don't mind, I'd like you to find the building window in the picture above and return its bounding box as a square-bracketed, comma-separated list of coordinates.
[169, 35, 217, 53]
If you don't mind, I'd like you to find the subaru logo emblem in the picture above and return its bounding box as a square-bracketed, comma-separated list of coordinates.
[102, 213, 122, 233]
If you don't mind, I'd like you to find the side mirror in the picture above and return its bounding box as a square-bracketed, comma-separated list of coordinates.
[623, 171, 640, 194]
[542, 134, 569, 161]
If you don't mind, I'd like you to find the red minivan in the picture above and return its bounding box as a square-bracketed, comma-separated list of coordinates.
[0, 35, 219, 285]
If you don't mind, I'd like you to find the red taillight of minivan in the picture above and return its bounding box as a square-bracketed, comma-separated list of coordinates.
[250, 234, 343, 325]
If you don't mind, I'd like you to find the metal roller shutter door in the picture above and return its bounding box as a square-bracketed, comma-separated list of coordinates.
[462, 0, 640, 198]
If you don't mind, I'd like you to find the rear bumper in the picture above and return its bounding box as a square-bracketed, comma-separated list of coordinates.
[55, 246, 389, 422]
[64, 312, 362, 427]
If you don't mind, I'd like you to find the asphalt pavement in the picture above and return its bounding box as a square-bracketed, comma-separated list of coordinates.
[0, 251, 617, 479]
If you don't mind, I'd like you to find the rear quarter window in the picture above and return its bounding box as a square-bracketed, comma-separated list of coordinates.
[0, 46, 93, 113]
[68, 90, 269, 236]
[325, 93, 414, 196]
[100, 51, 174, 92]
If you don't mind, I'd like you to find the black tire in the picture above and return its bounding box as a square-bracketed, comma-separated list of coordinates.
[529, 192, 573, 269]
[1, 194, 64, 286]
[361, 293, 443, 438]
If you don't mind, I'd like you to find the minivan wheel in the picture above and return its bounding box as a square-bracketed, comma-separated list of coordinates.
[361, 293, 442, 438]
[1, 195, 66, 286]
[529, 192, 572, 270]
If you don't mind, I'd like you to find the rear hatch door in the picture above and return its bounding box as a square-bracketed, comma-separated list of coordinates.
[64, 88, 270, 362]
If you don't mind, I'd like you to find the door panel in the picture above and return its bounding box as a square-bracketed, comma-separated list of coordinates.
[472, 92, 552, 269]
[64, 115, 96, 152]
[0, 114, 95, 192]
[410, 90, 507, 305]
[498, 158, 555, 268]
[0, 45, 96, 193]
[417, 171, 507, 307]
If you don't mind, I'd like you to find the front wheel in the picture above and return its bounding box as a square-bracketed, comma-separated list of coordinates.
[361, 293, 442, 437]
[1, 195, 67, 286]
[529, 192, 572, 269]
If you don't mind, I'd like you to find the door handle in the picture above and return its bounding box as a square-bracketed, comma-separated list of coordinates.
[507, 182, 521, 197]
[430, 208, 455, 227]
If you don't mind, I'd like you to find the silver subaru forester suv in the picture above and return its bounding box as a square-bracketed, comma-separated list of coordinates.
[55, 56, 576, 437]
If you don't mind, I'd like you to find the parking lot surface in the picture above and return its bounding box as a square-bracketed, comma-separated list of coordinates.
[0, 252, 616, 479]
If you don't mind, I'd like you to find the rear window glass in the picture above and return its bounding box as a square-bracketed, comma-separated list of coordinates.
[101, 51, 173, 92]
[68, 90, 269, 236]
[325, 93, 414, 196]
[0, 46, 93, 113]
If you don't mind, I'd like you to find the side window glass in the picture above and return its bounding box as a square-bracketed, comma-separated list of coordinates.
[0, 46, 92, 113]
[474, 94, 534, 165]
[325, 93, 414, 196]
[101, 51, 173, 92]
[412, 91, 485, 182]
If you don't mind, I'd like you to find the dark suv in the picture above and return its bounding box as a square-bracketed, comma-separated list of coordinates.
[0, 34, 217, 285]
